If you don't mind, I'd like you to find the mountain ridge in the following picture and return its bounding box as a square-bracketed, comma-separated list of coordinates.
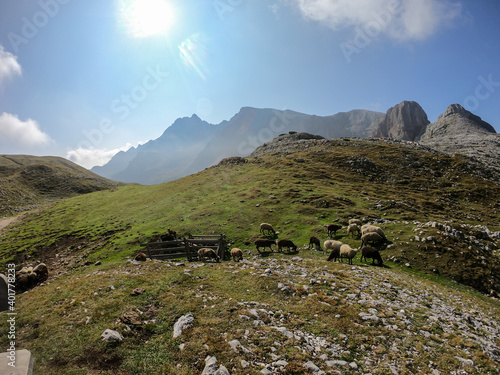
[90, 101, 498, 185]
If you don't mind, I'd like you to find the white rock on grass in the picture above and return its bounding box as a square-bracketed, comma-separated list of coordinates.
[101, 329, 123, 342]
[201, 356, 230, 375]
[173, 313, 194, 338]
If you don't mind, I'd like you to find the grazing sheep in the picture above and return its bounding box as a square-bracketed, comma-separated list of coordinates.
[198, 248, 220, 262]
[324, 240, 343, 261]
[260, 223, 276, 236]
[361, 232, 384, 247]
[255, 239, 275, 253]
[349, 218, 362, 226]
[309, 236, 321, 251]
[347, 224, 361, 238]
[276, 239, 297, 253]
[340, 244, 358, 265]
[135, 252, 147, 261]
[360, 246, 383, 265]
[327, 224, 342, 238]
[230, 248, 243, 262]
[361, 225, 386, 240]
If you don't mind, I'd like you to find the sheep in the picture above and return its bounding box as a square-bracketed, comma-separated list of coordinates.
[340, 244, 358, 265]
[349, 218, 362, 226]
[230, 248, 243, 262]
[198, 248, 220, 262]
[347, 224, 361, 238]
[324, 240, 343, 261]
[308, 236, 321, 251]
[361, 225, 386, 240]
[276, 239, 297, 253]
[260, 223, 276, 236]
[361, 232, 384, 247]
[360, 246, 383, 265]
[135, 252, 147, 261]
[327, 224, 342, 238]
[255, 239, 275, 253]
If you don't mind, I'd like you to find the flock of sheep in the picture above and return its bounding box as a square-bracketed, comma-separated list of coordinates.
[191, 220, 386, 266]
[249, 221, 385, 266]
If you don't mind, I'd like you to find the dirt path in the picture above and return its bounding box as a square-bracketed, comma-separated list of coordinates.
[0, 215, 19, 231]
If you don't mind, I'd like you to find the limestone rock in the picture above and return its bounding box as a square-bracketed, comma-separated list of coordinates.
[420, 104, 500, 176]
[372, 100, 430, 141]
[173, 313, 194, 338]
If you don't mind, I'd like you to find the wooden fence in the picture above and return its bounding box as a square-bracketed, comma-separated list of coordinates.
[144, 234, 228, 262]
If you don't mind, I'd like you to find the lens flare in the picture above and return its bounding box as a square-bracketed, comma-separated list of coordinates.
[178, 33, 209, 81]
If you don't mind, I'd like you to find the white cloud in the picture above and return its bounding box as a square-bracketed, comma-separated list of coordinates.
[66, 143, 137, 169]
[293, 0, 463, 41]
[0, 112, 52, 148]
[0, 45, 22, 87]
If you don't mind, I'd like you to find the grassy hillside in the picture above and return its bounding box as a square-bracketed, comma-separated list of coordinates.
[0, 137, 499, 374]
[0, 155, 121, 216]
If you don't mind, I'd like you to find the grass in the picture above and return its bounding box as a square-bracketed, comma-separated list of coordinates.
[0, 138, 499, 373]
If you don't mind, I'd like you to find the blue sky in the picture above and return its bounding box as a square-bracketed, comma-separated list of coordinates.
[0, 0, 499, 168]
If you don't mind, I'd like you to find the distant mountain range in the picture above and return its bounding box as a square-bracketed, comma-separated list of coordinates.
[91, 102, 499, 184]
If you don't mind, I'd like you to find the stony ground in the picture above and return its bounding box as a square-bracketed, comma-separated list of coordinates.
[111, 255, 499, 375]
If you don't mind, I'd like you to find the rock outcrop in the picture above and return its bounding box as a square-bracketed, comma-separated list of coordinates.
[420, 104, 500, 174]
[372, 100, 430, 141]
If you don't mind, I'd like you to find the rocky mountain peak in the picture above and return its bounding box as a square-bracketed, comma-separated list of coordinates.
[437, 104, 496, 133]
[372, 100, 430, 141]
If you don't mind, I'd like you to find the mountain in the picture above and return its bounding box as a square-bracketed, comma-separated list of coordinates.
[92, 107, 384, 184]
[371, 100, 430, 141]
[420, 104, 500, 173]
[0, 155, 120, 216]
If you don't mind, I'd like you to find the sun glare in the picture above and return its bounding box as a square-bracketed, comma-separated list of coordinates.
[120, 0, 174, 38]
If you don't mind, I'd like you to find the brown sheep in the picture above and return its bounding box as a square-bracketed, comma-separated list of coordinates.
[360, 246, 383, 265]
[134, 252, 147, 261]
[325, 240, 343, 261]
[230, 248, 243, 262]
[309, 236, 321, 251]
[327, 224, 342, 238]
[198, 248, 220, 262]
[255, 239, 275, 253]
[276, 239, 297, 253]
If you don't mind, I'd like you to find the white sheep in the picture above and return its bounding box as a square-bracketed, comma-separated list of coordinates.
[324, 240, 343, 260]
[361, 232, 384, 247]
[260, 223, 276, 236]
[347, 224, 361, 238]
[230, 247, 243, 262]
[198, 248, 220, 262]
[361, 224, 386, 240]
[340, 244, 358, 265]
[349, 218, 362, 226]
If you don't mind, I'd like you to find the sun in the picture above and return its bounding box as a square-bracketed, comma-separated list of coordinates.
[119, 0, 174, 38]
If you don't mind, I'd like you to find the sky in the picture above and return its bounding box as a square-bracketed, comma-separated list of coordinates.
[0, 0, 499, 169]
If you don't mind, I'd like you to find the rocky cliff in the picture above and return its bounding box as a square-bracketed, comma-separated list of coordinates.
[372, 100, 430, 141]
